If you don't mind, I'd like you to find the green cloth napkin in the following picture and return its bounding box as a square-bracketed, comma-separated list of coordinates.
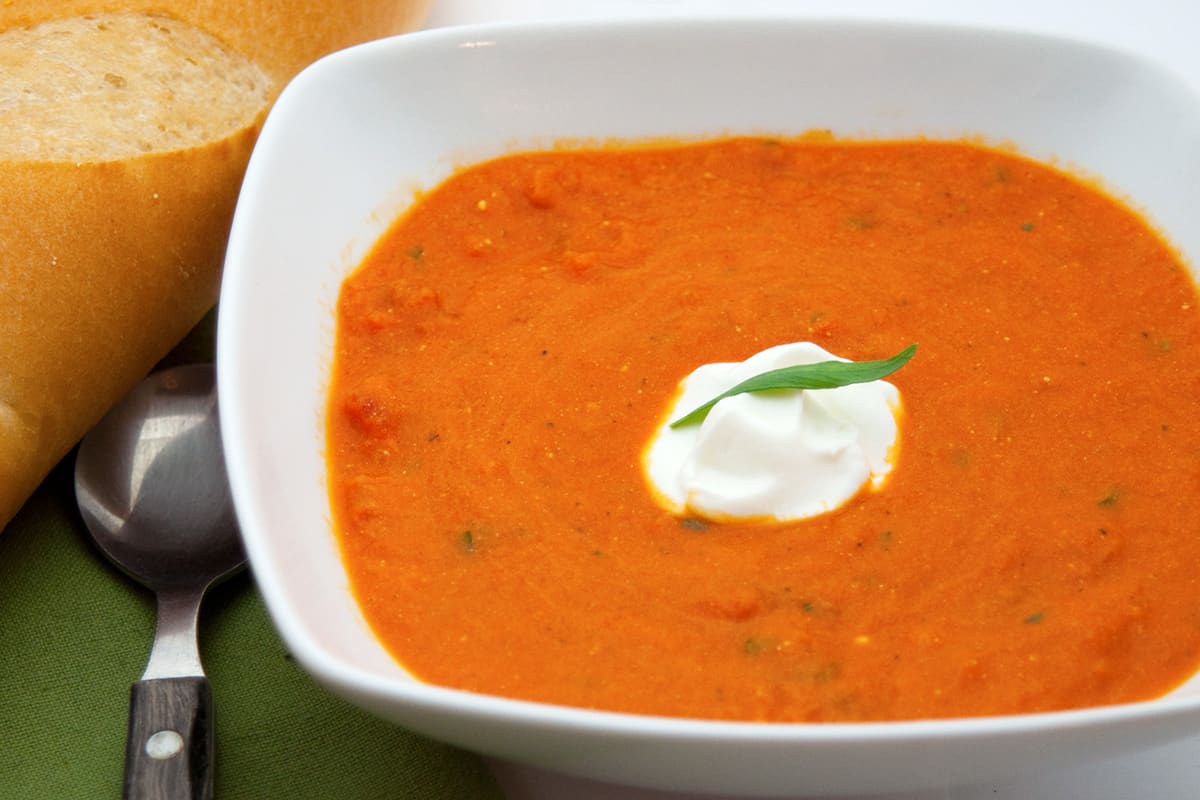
[0, 314, 505, 800]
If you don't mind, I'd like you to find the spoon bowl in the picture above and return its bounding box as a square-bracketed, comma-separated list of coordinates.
[77, 365, 242, 591]
[75, 363, 244, 800]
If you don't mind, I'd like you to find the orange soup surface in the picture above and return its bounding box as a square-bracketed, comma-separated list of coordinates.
[327, 137, 1200, 722]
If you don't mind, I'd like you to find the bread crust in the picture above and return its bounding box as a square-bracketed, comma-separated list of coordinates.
[0, 123, 262, 525]
[0, 1, 431, 528]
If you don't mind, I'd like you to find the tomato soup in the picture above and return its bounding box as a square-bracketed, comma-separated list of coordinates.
[326, 137, 1200, 722]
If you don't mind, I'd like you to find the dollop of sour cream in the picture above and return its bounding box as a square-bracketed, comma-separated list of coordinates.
[642, 342, 903, 523]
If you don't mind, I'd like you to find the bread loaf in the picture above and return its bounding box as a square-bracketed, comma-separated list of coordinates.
[0, 1, 431, 530]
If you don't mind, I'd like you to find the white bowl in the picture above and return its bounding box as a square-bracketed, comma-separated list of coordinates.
[218, 17, 1200, 797]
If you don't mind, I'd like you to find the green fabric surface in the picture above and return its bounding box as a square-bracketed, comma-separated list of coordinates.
[0, 315, 506, 800]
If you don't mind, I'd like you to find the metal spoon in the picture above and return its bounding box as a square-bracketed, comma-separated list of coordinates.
[75, 363, 244, 800]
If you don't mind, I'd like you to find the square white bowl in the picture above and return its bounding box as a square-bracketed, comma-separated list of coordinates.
[218, 17, 1200, 796]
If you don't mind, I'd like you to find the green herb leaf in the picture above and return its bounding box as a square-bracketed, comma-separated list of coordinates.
[669, 344, 917, 429]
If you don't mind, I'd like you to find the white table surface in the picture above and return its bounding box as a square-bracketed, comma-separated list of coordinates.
[423, 2, 1200, 797]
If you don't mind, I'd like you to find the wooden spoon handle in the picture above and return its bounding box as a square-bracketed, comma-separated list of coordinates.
[123, 676, 213, 800]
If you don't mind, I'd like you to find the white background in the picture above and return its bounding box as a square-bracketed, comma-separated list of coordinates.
[423, 3, 1200, 797]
